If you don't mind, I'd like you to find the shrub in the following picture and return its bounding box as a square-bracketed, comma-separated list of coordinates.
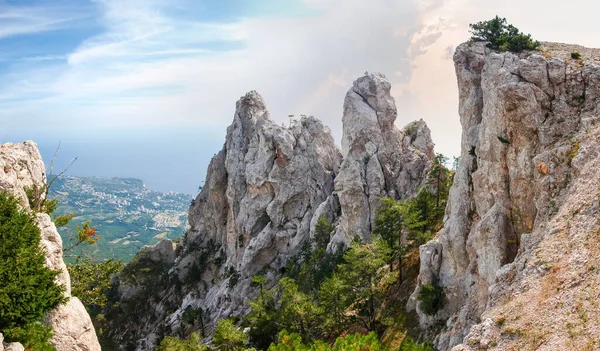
[571, 52, 581, 59]
[331, 332, 385, 351]
[157, 332, 208, 351]
[418, 284, 444, 316]
[213, 319, 248, 351]
[399, 336, 435, 351]
[469, 16, 540, 52]
[3, 322, 55, 351]
[69, 258, 123, 313]
[0, 191, 67, 348]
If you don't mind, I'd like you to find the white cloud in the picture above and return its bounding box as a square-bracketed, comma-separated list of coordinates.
[4, 0, 600, 162]
[0, 3, 87, 39]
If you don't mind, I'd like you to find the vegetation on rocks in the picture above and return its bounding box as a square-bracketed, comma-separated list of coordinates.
[469, 16, 540, 52]
[0, 192, 67, 350]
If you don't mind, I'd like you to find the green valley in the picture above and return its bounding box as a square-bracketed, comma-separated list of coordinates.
[50, 176, 192, 262]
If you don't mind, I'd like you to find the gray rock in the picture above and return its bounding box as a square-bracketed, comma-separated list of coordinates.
[3, 343, 24, 351]
[335, 72, 434, 242]
[412, 42, 600, 350]
[138, 239, 178, 265]
[0, 142, 101, 351]
[110, 74, 436, 349]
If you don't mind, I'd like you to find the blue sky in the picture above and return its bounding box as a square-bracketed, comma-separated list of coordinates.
[2, 0, 599, 194]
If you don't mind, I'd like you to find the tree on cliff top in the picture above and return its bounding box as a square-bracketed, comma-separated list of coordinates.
[469, 16, 540, 52]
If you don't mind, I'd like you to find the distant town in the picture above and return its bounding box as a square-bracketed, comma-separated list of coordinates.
[51, 176, 192, 262]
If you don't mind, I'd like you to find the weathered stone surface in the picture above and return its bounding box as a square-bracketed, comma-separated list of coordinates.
[138, 239, 178, 265]
[111, 91, 344, 349]
[110, 74, 436, 350]
[42, 298, 100, 351]
[3, 343, 24, 351]
[335, 72, 434, 242]
[0, 142, 101, 351]
[411, 42, 600, 350]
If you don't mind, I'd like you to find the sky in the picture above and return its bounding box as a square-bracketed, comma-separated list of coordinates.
[1, 0, 599, 194]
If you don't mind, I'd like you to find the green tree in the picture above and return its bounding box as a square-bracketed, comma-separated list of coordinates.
[331, 332, 386, 351]
[267, 331, 317, 351]
[181, 306, 205, 337]
[317, 273, 350, 337]
[277, 278, 323, 341]
[313, 216, 334, 250]
[399, 336, 435, 351]
[417, 284, 445, 316]
[373, 198, 411, 283]
[68, 258, 122, 337]
[469, 16, 540, 52]
[69, 258, 122, 312]
[334, 239, 393, 332]
[0, 192, 67, 349]
[245, 285, 279, 349]
[428, 154, 449, 211]
[213, 319, 248, 351]
[157, 332, 208, 351]
[267, 331, 385, 351]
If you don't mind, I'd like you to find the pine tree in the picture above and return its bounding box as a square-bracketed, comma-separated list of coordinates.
[0, 192, 67, 349]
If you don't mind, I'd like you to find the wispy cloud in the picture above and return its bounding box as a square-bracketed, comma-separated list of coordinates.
[0, 0, 436, 139]
[0, 3, 90, 39]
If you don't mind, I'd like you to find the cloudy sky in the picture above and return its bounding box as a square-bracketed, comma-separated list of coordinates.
[1, 0, 599, 194]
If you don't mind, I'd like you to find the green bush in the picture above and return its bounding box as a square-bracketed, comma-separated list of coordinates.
[0, 191, 67, 348]
[267, 331, 386, 351]
[399, 336, 435, 351]
[469, 16, 540, 52]
[417, 284, 444, 316]
[3, 322, 55, 351]
[571, 52, 581, 59]
[213, 319, 248, 351]
[157, 332, 208, 351]
[69, 258, 122, 312]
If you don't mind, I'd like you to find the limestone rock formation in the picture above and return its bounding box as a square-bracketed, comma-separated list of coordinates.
[334, 72, 434, 243]
[0, 142, 101, 351]
[109, 91, 343, 349]
[109, 74, 437, 349]
[410, 42, 600, 350]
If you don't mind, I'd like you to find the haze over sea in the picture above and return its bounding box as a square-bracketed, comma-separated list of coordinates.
[4, 127, 223, 195]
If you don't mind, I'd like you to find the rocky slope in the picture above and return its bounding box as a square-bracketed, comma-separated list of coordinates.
[0, 142, 101, 351]
[107, 73, 434, 350]
[410, 42, 600, 350]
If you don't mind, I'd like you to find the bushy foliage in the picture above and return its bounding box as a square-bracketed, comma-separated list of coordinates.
[469, 16, 540, 52]
[69, 258, 122, 312]
[571, 52, 581, 59]
[0, 191, 67, 349]
[243, 158, 457, 349]
[24, 184, 58, 215]
[157, 332, 209, 351]
[2, 322, 56, 351]
[213, 319, 249, 351]
[268, 331, 386, 351]
[245, 286, 279, 349]
[399, 336, 435, 351]
[417, 284, 444, 316]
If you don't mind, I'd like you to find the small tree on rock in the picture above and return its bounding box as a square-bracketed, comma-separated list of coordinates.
[469, 16, 540, 52]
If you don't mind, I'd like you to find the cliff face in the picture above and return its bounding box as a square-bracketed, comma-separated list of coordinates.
[109, 73, 434, 350]
[180, 90, 344, 321]
[334, 72, 434, 243]
[411, 42, 600, 350]
[0, 142, 101, 351]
